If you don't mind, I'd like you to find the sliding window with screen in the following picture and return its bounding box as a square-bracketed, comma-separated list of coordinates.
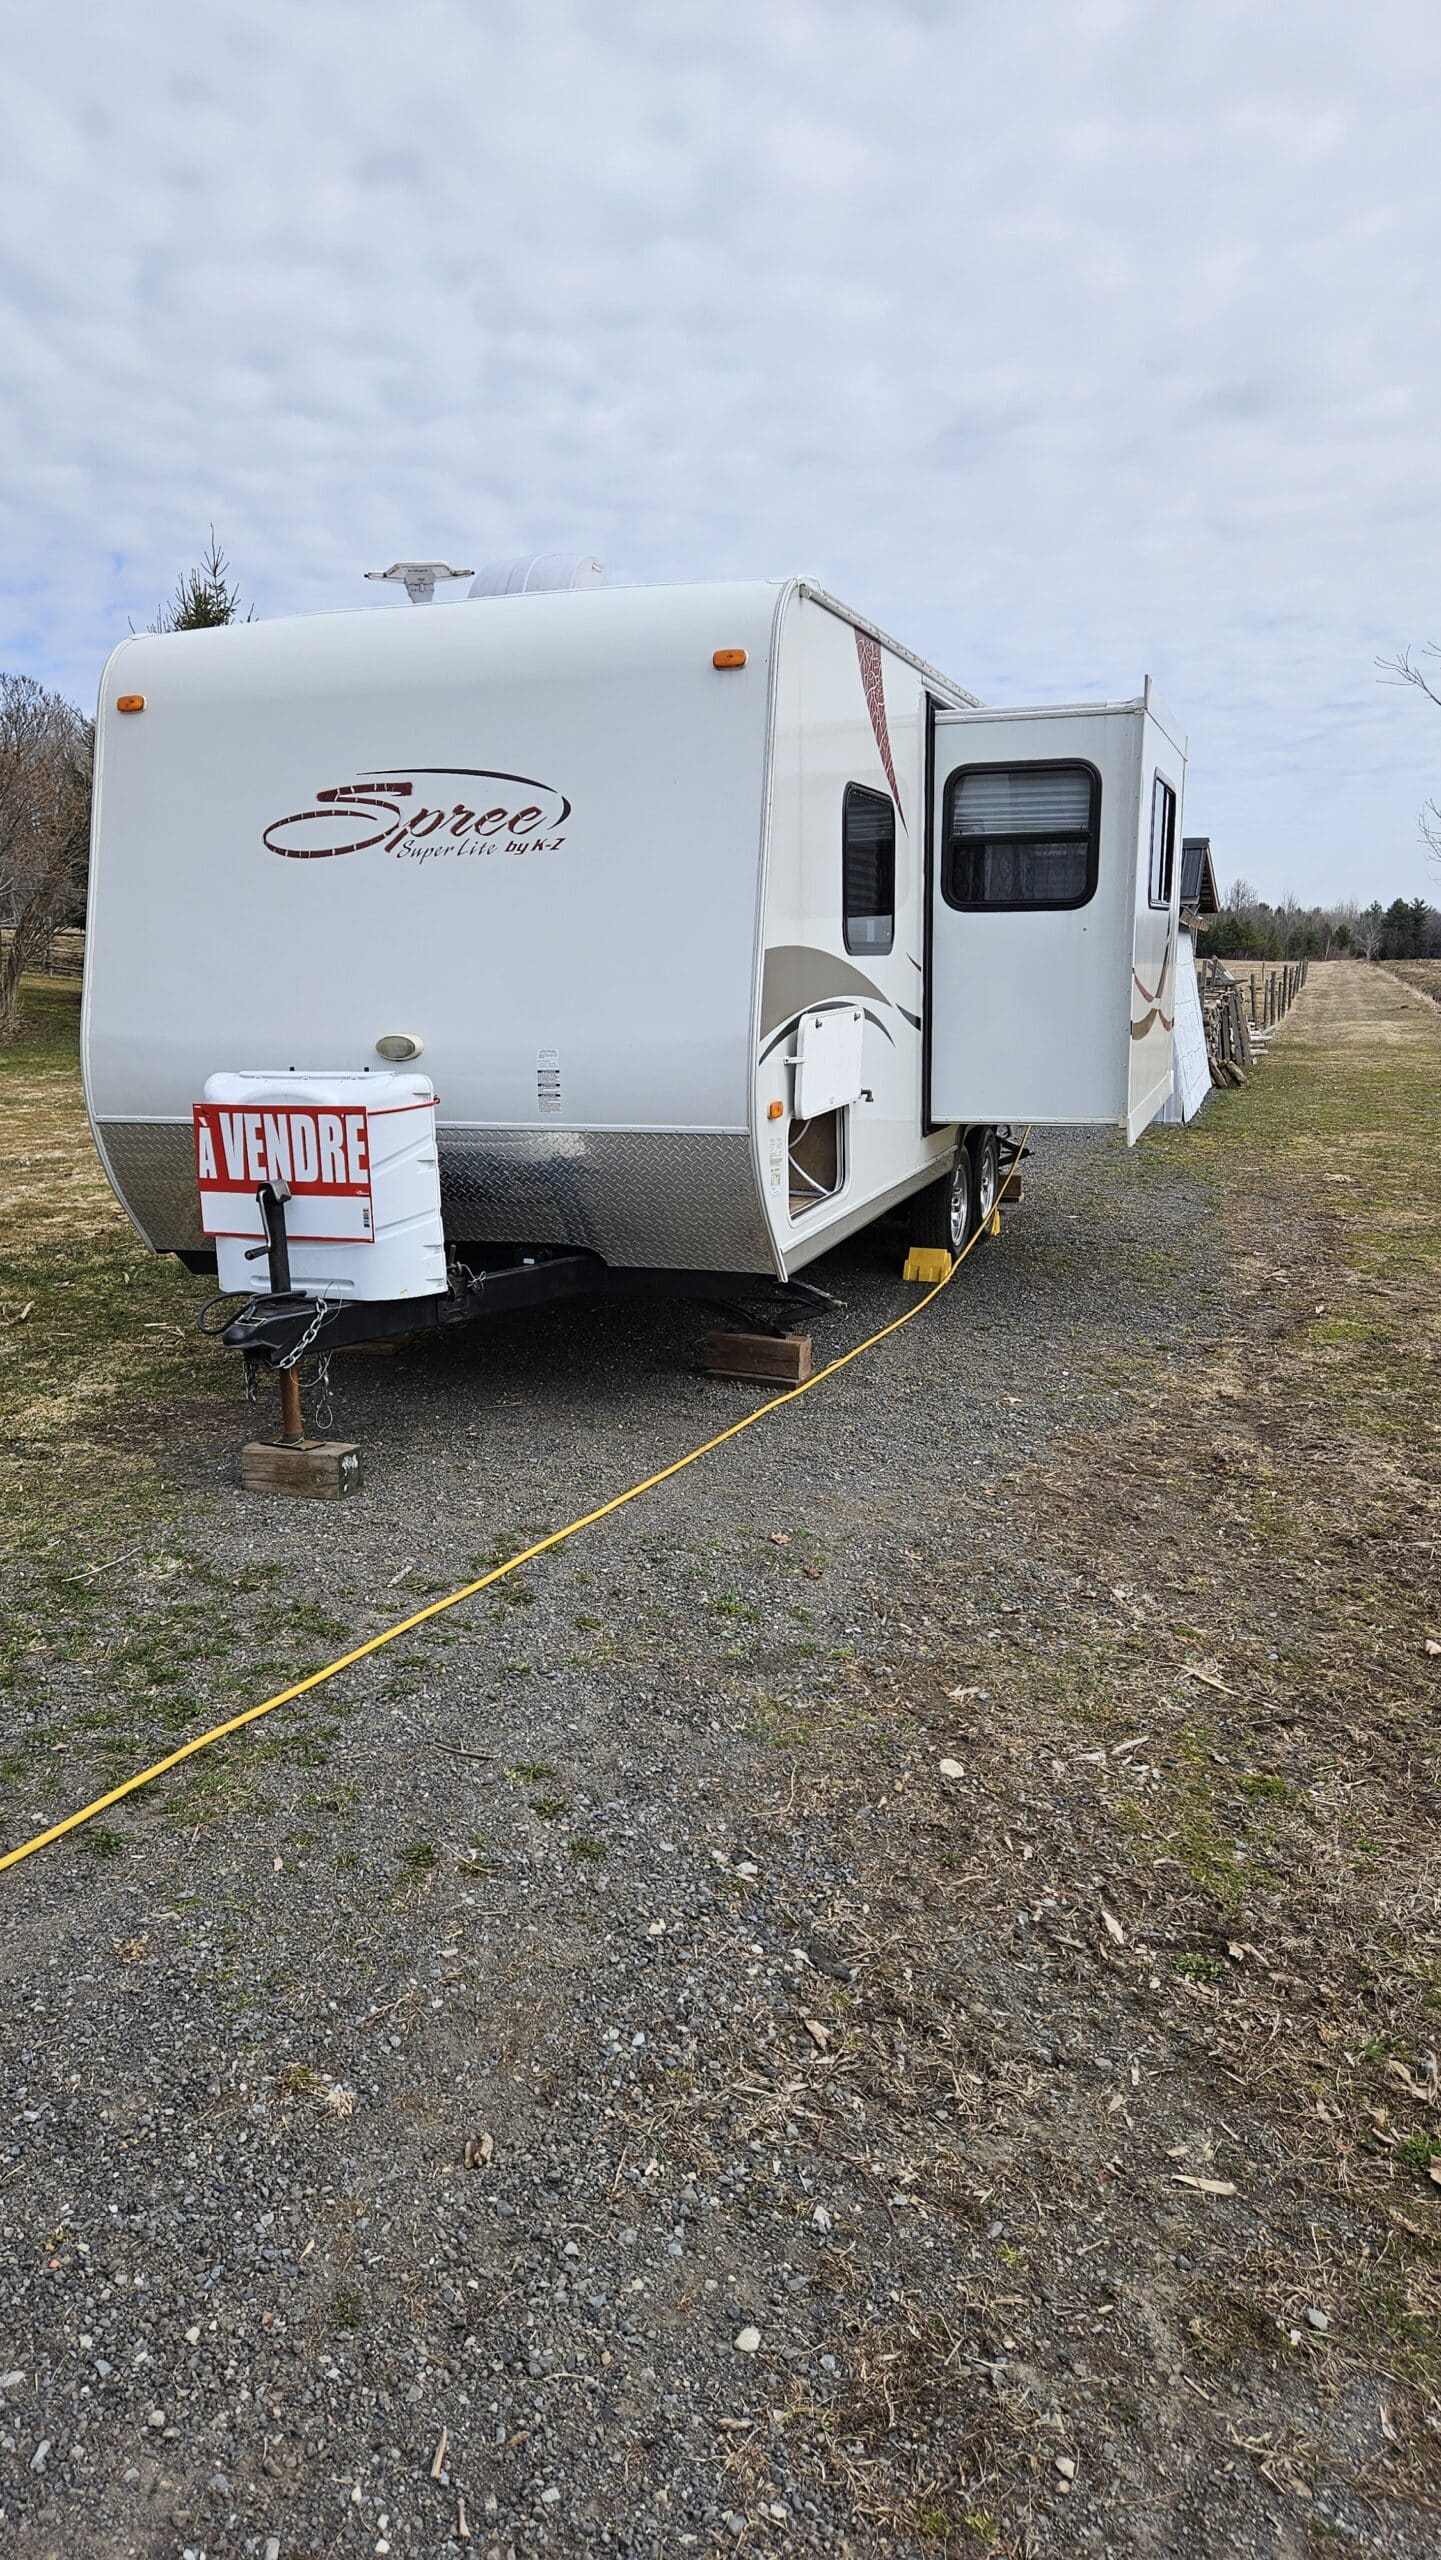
[942, 762, 1100, 911]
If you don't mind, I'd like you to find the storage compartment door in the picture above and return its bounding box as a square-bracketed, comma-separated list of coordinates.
[793, 1005, 864, 1117]
[928, 703, 1148, 1131]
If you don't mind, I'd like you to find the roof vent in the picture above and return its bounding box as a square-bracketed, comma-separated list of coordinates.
[469, 554, 605, 599]
[364, 561, 474, 605]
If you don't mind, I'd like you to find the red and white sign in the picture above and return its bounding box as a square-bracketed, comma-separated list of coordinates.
[194, 1101, 375, 1243]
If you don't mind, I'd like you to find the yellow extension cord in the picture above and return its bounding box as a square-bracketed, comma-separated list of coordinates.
[0, 1146, 1025, 1876]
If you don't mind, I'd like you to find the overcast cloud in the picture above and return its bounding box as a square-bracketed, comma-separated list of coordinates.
[2, 0, 1439, 901]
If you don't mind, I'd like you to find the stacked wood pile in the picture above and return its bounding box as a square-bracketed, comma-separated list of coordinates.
[1198, 954, 1307, 1088]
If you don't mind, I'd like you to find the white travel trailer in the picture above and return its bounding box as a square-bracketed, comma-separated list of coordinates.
[82, 576, 1185, 1362]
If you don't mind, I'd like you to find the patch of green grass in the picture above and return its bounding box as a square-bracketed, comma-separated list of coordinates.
[566, 1835, 607, 1860]
[1173, 1951, 1226, 1983]
[529, 1795, 568, 1819]
[469, 1526, 552, 1576]
[1393, 2131, 1441, 2175]
[400, 1839, 439, 1873]
[304, 1782, 356, 1814]
[747, 1692, 817, 1750]
[507, 1761, 556, 1783]
[712, 1593, 760, 1623]
[75, 1822, 126, 1858]
[329, 2286, 365, 2330]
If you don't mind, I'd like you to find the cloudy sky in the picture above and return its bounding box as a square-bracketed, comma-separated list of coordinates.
[3, 0, 1439, 903]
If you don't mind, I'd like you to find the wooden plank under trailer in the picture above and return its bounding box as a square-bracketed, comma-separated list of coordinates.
[702, 1330, 813, 1385]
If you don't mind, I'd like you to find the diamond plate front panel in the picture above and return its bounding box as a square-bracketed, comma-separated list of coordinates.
[93, 1119, 207, 1251]
[438, 1127, 775, 1270]
[95, 1120, 777, 1274]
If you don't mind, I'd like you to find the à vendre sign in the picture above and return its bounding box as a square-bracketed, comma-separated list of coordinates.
[194, 1100, 376, 1243]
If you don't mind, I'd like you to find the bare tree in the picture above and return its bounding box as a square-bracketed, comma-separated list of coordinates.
[0, 675, 93, 1042]
[149, 527, 253, 633]
[1356, 901, 1385, 961]
[1378, 644, 1441, 861]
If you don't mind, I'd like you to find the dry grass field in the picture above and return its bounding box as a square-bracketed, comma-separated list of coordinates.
[1384, 960, 1441, 1007]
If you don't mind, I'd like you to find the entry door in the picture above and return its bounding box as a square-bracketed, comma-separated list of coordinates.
[927, 698, 1178, 1132]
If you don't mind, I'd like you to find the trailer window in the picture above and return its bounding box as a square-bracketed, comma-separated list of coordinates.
[1148, 774, 1177, 908]
[843, 784, 895, 955]
[943, 762, 1098, 910]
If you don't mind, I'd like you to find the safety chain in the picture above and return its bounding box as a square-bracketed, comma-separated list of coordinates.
[310, 1352, 335, 1436]
[274, 1292, 341, 1371]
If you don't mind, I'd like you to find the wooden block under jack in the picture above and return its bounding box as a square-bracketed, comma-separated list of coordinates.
[997, 1176, 1024, 1207]
[240, 1439, 363, 1499]
[702, 1330, 813, 1385]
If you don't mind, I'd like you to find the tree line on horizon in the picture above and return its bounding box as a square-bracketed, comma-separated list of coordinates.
[1200, 886, 1441, 963]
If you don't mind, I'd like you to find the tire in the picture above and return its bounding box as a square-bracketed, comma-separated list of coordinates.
[909, 1146, 973, 1254]
[971, 1129, 999, 1229]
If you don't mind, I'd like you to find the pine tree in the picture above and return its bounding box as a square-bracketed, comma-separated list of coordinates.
[150, 528, 252, 631]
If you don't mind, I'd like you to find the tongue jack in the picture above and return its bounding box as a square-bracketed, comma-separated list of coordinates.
[252, 1180, 307, 1446]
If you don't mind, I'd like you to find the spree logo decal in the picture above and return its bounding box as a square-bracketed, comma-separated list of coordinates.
[264, 767, 571, 862]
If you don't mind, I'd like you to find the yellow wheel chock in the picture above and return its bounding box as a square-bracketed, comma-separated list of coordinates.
[902, 1246, 953, 1285]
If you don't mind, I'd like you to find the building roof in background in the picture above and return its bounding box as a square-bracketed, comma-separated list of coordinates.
[1181, 835, 1219, 914]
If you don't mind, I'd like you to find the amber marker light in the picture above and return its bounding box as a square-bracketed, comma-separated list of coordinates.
[767, 1100, 785, 1119]
[712, 648, 747, 669]
[116, 694, 146, 713]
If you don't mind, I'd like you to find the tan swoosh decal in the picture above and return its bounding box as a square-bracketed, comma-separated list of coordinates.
[760, 944, 890, 1038]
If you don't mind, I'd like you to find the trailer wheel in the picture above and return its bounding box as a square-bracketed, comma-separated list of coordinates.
[909, 1146, 973, 1256]
[971, 1129, 999, 1228]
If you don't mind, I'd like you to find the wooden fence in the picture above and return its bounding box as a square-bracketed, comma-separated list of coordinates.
[0, 926, 85, 979]
[1197, 954, 1307, 1087]
[1243, 959, 1308, 1031]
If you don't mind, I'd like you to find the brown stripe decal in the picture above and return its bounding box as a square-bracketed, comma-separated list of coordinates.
[855, 630, 905, 826]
